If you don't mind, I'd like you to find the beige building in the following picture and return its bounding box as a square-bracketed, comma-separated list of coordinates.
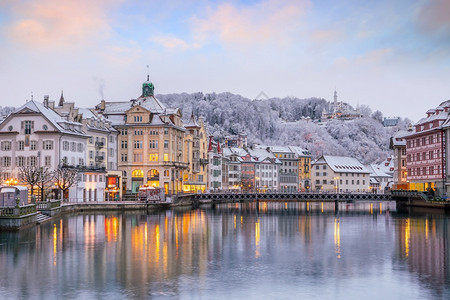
[311, 155, 370, 192]
[183, 113, 209, 193]
[95, 77, 187, 195]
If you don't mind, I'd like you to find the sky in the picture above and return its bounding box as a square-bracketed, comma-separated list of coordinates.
[0, 0, 449, 122]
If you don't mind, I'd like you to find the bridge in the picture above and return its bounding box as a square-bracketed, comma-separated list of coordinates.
[194, 192, 391, 203]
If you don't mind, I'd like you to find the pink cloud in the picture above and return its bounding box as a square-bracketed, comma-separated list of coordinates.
[417, 0, 450, 34]
[190, 0, 311, 48]
[5, 0, 122, 48]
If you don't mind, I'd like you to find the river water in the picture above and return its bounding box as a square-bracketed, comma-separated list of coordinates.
[0, 202, 449, 299]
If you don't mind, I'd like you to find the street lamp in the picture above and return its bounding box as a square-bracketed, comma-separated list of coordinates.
[334, 176, 340, 193]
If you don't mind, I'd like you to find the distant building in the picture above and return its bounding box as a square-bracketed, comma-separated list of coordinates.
[383, 117, 400, 127]
[311, 155, 370, 192]
[207, 136, 222, 191]
[366, 164, 392, 193]
[321, 90, 362, 121]
[224, 133, 247, 148]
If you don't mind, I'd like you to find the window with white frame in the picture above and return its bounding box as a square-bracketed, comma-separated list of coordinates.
[45, 156, 51, 167]
[17, 141, 24, 151]
[63, 141, 69, 151]
[30, 141, 37, 150]
[43, 140, 53, 150]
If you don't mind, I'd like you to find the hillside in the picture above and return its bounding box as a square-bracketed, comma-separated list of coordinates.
[157, 92, 408, 164]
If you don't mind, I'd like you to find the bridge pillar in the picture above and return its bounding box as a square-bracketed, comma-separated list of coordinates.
[335, 200, 339, 213]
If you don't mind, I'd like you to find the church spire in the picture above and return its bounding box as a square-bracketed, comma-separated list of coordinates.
[59, 90, 65, 106]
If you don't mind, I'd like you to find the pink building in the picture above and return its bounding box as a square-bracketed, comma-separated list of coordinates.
[404, 101, 450, 193]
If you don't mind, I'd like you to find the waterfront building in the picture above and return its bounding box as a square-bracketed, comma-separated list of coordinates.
[0, 99, 103, 201]
[221, 147, 243, 190]
[404, 101, 449, 194]
[390, 129, 409, 189]
[262, 146, 298, 192]
[48, 95, 122, 200]
[247, 147, 281, 192]
[95, 77, 187, 195]
[311, 155, 370, 192]
[207, 137, 222, 191]
[289, 146, 312, 191]
[366, 164, 392, 193]
[183, 113, 209, 193]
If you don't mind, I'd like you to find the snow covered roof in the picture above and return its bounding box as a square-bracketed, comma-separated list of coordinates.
[390, 130, 409, 147]
[367, 164, 392, 178]
[101, 95, 167, 115]
[13, 101, 88, 137]
[288, 146, 311, 157]
[247, 148, 281, 164]
[313, 155, 370, 174]
[184, 112, 200, 128]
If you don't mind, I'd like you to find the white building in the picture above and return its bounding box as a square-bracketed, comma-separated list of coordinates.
[222, 147, 243, 190]
[0, 99, 109, 203]
[261, 145, 298, 192]
[311, 155, 371, 192]
[207, 137, 222, 191]
[366, 164, 392, 193]
[248, 147, 281, 192]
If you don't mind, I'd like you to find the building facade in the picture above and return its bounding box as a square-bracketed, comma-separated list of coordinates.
[95, 77, 187, 195]
[311, 155, 370, 192]
[404, 101, 449, 194]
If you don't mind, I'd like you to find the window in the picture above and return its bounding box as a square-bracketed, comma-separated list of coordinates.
[89, 151, 94, 159]
[63, 141, 69, 151]
[78, 158, 84, 166]
[149, 140, 158, 149]
[164, 153, 169, 161]
[121, 154, 127, 162]
[70, 142, 76, 152]
[2, 156, 11, 167]
[30, 141, 37, 150]
[23, 120, 34, 134]
[164, 128, 169, 135]
[133, 154, 143, 162]
[322, 179, 327, 184]
[121, 140, 127, 149]
[134, 116, 142, 122]
[134, 129, 143, 135]
[121, 129, 127, 135]
[18, 141, 24, 151]
[134, 140, 142, 149]
[28, 156, 37, 167]
[16, 156, 25, 167]
[150, 130, 158, 135]
[322, 172, 327, 176]
[43, 140, 54, 150]
[149, 154, 158, 162]
[322, 165, 326, 170]
[77, 143, 83, 152]
[164, 140, 169, 149]
[401, 148, 406, 156]
[1, 141, 11, 151]
[315, 165, 319, 170]
[45, 156, 51, 167]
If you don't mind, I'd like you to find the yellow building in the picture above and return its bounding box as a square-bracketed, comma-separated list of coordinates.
[289, 146, 312, 191]
[183, 113, 209, 193]
[95, 77, 187, 195]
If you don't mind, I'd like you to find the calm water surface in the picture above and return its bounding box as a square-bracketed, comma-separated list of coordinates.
[1, 202, 449, 299]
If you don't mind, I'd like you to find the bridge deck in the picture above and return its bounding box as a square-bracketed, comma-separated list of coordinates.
[195, 192, 391, 202]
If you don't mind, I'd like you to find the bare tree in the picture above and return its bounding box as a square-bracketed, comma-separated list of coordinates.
[36, 167, 54, 202]
[19, 166, 40, 199]
[53, 166, 78, 201]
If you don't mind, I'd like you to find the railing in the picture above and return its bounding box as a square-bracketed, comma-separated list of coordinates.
[95, 141, 104, 149]
[390, 190, 429, 201]
[36, 200, 61, 210]
[0, 204, 37, 217]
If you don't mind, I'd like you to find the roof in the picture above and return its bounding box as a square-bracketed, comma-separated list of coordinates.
[313, 155, 370, 174]
[12, 101, 88, 137]
[367, 164, 392, 178]
[101, 95, 167, 115]
[184, 112, 200, 128]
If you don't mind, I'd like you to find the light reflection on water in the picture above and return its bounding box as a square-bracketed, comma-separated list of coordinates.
[0, 202, 449, 299]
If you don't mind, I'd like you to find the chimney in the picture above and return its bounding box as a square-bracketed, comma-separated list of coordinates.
[43, 95, 49, 108]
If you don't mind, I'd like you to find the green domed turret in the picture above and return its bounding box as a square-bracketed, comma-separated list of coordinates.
[142, 75, 154, 97]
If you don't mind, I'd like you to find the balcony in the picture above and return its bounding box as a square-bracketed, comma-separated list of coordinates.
[200, 158, 209, 165]
[95, 141, 104, 149]
[162, 161, 189, 169]
[95, 155, 104, 162]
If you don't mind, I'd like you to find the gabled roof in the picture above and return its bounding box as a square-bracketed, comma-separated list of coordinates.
[9, 100, 88, 137]
[313, 155, 370, 174]
[101, 95, 167, 115]
[367, 164, 392, 178]
[184, 112, 200, 128]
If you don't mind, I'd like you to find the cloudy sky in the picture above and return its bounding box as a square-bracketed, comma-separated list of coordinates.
[0, 0, 449, 121]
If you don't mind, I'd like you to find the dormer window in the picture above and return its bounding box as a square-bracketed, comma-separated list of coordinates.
[134, 116, 142, 122]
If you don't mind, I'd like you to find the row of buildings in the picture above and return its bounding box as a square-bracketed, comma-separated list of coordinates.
[390, 100, 450, 196]
[0, 77, 398, 202]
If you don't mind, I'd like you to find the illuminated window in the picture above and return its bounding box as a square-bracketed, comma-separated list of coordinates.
[149, 154, 158, 162]
[164, 153, 169, 161]
[132, 169, 144, 178]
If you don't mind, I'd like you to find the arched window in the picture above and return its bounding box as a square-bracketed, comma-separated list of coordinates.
[132, 169, 144, 178]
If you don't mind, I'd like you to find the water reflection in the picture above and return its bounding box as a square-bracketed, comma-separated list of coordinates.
[0, 203, 449, 299]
